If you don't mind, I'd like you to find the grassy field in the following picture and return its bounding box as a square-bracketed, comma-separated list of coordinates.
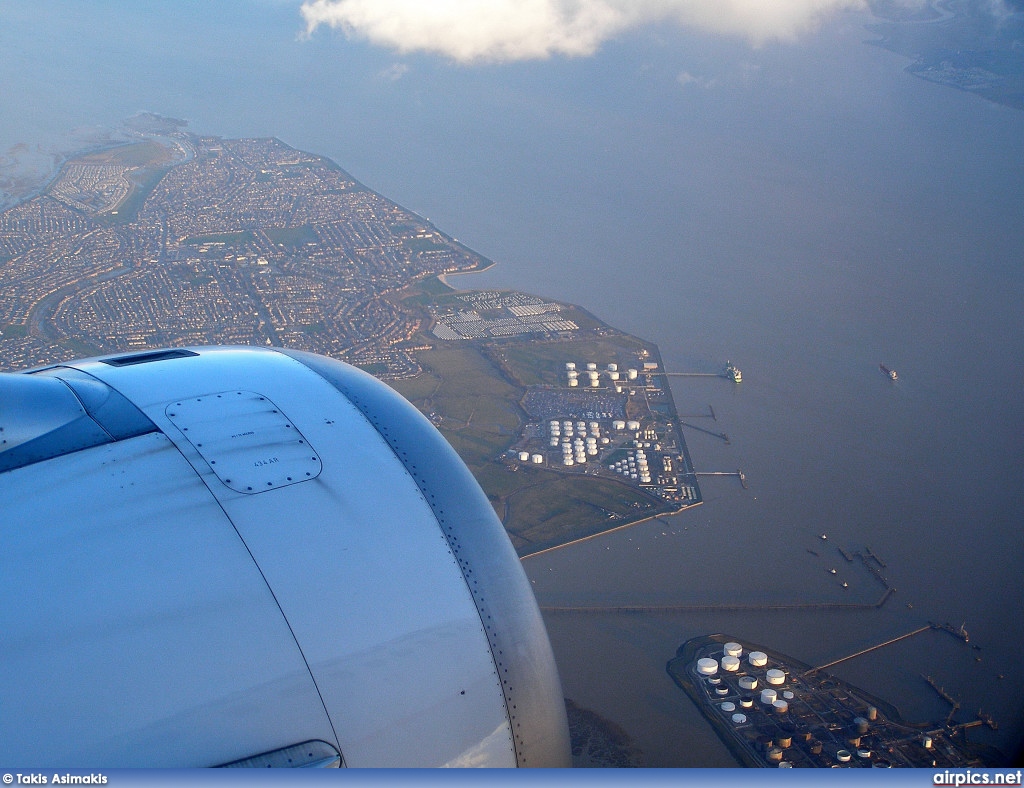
[391, 330, 677, 556]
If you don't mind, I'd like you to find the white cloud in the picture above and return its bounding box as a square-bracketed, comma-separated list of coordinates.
[300, 0, 868, 63]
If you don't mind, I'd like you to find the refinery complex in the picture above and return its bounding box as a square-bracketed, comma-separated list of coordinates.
[669, 635, 995, 769]
[507, 355, 702, 508]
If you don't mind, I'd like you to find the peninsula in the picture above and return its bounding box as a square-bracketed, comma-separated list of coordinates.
[0, 117, 712, 553]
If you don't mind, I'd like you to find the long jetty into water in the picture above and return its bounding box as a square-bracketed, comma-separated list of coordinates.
[695, 469, 748, 489]
[681, 421, 730, 443]
[803, 625, 932, 675]
[540, 588, 894, 615]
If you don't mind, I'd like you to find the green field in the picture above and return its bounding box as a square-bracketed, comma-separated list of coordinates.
[391, 328, 678, 556]
[265, 224, 317, 247]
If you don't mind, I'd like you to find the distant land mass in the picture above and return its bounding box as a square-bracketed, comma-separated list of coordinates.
[867, 0, 1024, 111]
[0, 116, 714, 552]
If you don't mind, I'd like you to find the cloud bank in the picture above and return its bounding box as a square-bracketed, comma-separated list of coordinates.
[300, 0, 870, 63]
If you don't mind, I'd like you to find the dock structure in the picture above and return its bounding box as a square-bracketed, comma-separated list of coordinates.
[923, 675, 962, 726]
[695, 469, 746, 488]
[681, 421, 730, 443]
[804, 625, 932, 675]
[541, 588, 894, 615]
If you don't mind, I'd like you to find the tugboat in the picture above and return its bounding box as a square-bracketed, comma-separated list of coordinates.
[880, 364, 898, 381]
[726, 361, 742, 383]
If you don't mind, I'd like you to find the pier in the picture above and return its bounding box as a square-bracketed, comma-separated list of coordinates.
[541, 587, 894, 615]
[804, 624, 931, 675]
[923, 675, 962, 726]
[681, 421, 730, 443]
[695, 469, 747, 488]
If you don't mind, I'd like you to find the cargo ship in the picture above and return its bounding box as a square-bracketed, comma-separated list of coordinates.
[879, 364, 897, 381]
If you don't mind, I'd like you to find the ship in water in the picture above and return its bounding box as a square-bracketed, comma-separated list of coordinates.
[880, 364, 898, 381]
[726, 361, 742, 383]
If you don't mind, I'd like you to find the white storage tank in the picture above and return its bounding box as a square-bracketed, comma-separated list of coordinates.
[766, 669, 786, 685]
[731, 713, 747, 725]
[627, 368, 638, 380]
[607, 363, 618, 372]
[518, 452, 530, 462]
[609, 371, 620, 381]
[627, 420, 641, 431]
[532, 454, 544, 464]
[723, 642, 743, 657]
[760, 689, 778, 705]
[586, 363, 597, 371]
[738, 676, 757, 691]
[613, 420, 626, 431]
[697, 658, 718, 676]
[565, 362, 576, 371]
[563, 457, 574, 466]
[772, 699, 789, 714]
[748, 651, 768, 667]
[720, 702, 736, 713]
[550, 437, 559, 447]
[721, 656, 740, 672]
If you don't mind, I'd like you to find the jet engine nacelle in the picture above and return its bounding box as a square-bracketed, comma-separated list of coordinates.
[0, 346, 570, 768]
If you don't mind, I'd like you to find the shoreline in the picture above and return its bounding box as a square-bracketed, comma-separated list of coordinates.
[437, 262, 498, 290]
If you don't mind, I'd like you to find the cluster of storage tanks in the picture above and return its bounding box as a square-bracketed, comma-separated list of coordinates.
[694, 641, 889, 767]
[607, 448, 652, 484]
[697, 645, 796, 718]
[564, 361, 639, 390]
[546, 419, 608, 466]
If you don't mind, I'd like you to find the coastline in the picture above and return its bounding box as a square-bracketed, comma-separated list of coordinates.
[437, 261, 498, 290]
